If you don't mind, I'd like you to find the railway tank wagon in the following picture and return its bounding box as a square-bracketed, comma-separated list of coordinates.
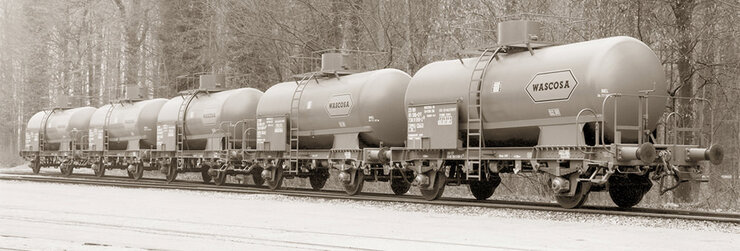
[155, 74, 263, 184]
[256, 52, 413, 194]
[22, 105, 96, 175]
[408, 37, 666, 146]
[395, 20, 722, 207]
[87, 87, 167, 179]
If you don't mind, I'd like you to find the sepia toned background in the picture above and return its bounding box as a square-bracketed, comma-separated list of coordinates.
[0, 0, 737, 209]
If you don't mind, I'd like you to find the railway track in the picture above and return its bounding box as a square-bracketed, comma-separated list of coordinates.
[1, 173, 739, 224]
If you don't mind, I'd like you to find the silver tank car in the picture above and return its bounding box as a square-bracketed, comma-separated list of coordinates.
[405, 36, 667, 147]
[25, 107, 97, 151]
[157, 88, 263, 151]
[88, 99, 168, 151]
[256, 69, 411, 150]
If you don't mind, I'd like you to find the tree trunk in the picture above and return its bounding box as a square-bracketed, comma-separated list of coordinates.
[670, 0, 697, 203]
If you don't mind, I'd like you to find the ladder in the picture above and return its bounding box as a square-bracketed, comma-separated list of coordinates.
[103, 104, 115, 153]
[177, 90, 202, 156]
[288, 73, 316, 174]
[466, 47, 501, 180]
[38, 109, 56, 152]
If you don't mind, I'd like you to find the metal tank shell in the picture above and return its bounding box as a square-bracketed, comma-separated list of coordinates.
[88, 99, 167, 151]
[157, 88, 263, 151]
[405, 36, 667, 146]
[24, 107, 97, 151]
[256, 69, 411, 149]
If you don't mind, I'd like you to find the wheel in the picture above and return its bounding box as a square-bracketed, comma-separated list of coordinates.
[251, 166, 265, 187]
[60, 163, 73, 177]
[266, 166, 283, 190]
[555, 182, 590, 209]
[468, 174, 501, 200]
[201, 165, 212, 184]
[165, 159, 178, 183]
[608, 174, 652, 208]
[30, 156, 41, 174]
[213, 168, 227, 186]
[390, 178, 411, 195]
[309, 168, 330, 191]
[131, 163, 144, 180]
[341, 169, 365, 195]
[420, 171, 446, 200]
[93, 161, 105, 177]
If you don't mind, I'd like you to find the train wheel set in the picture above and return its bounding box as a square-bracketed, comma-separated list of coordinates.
[19, 21, 723, 209]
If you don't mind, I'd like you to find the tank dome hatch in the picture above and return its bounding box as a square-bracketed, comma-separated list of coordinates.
[175, 73, 228, 94]
[120, 84, 145, 101]
[291, 49, 388, 80]
[458, 19, 556, 58]
[320, 51, 355, 74]
[198, 74, 226, 91]
[497, 20, 552, 49]
[53, 96, 73, 109]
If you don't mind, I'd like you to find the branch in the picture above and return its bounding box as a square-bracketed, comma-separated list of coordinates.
[111, 0, 125, 15]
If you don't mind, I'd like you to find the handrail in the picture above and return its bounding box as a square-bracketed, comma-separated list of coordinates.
[663, 112, 683, 144]
[213, 121, 239, 151]
[600, 93, 714, 147]
[213, 119, 257, 151]
[575, 108, 599, 153]
[232, 120, 246, 150]
[242, 127, 256, 150]
[70, 129, 86, 152]
[79, 134, 89, 151]
[600, 93, 619, 145]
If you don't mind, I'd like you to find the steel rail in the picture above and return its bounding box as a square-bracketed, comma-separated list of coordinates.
[1, 173, 738, 224]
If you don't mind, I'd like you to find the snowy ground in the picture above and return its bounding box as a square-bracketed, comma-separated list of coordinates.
[0, 177, 738, 251]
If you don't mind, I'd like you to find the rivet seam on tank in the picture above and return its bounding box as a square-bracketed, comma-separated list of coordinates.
[525, 69, 579, 103]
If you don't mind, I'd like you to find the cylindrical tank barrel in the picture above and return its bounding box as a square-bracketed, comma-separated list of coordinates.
[256, 69, 411, 149]
[405, 36, 667, 146]
[25, 107, 97, 151]
[157, 88, 263, 151]
[88, 99, 167, 151]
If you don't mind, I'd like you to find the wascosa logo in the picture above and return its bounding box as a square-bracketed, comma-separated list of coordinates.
[328, 100, 351, 109]
[525, 70, 579, 103]
[530, 80, 571, 92]
[326, 94, 353, 117]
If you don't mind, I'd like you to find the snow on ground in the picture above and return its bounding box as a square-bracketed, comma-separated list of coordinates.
[0, 179, 738, 251]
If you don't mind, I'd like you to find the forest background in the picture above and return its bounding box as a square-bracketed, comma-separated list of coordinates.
[0, 0, 737, 209]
